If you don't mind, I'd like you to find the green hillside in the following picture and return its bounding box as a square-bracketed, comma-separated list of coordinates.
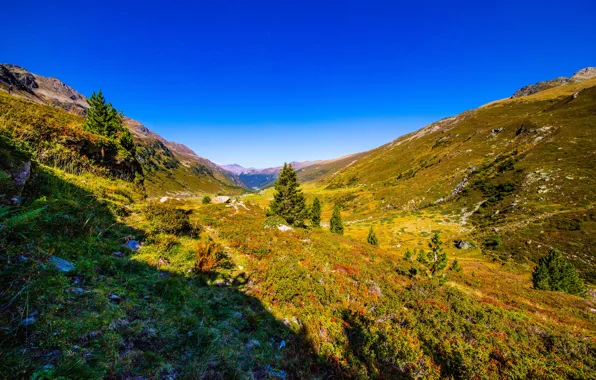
[303, 78, 596, 281]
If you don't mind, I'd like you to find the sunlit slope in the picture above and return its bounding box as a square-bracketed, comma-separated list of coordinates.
[304, 79, 596, 280]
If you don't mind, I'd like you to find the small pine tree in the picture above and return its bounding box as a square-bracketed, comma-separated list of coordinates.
[330, 206, 344, 235]
[532, 249, 586, 297]
[427, 232, 448, 276]
[268, 163, 308, 226]
[310, 197, 322, 227]
[202, 195, 211, 204]
[367, 226, 378, 246]
[404, 248, 414, 262]
[449, 259, 462, 272]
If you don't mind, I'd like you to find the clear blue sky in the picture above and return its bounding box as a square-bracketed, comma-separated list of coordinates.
[4, 0, 596, 168]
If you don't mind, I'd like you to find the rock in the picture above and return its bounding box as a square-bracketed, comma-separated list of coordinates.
[10, 196, 25, 206]
[277, 224, 293, 232]
[246, 339, 260, 349]
[113, 251, 123, 257]
[123, 240, 141, 251]
[455, 240, 472, 250]
[12, 160, 31, 188]
[49, 256, 76, 273]
[492, 128, 504, 133]
[213, 196, 231, 204]
[21, 316, 36, 327]
[67, 287, 84, 295]
[108, 294, 121, 301]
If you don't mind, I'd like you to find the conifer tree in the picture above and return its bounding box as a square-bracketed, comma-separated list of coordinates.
[84, 90, 135, 158]
[532, 249, 586, 297]
[417, 232, 448, 277]
[268, 163, 308, 226]
[310, 197, 321, 227]
[367, 226, 378, 246]
[330, 206, 344, 235]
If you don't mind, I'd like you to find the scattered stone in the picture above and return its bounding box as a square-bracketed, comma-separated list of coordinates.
[21, 316, 36, 327]
[10, 196, 25, 206]
[123, 240, 141, 251]
[278, 340, 286, 349]
[159, 196, 170, 203]
[49, 256, 76, 273]
[67, 287, 84, 295]
[108, 294, 122, 302]
[277, 224, 293, 232]
[246, 339, 260, 349]
[492, 128, 504, 133]
[113, 251, 123, 257]
[455, 240, 472, 250]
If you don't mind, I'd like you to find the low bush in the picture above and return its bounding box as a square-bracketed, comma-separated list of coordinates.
[145, 201, 201, 235]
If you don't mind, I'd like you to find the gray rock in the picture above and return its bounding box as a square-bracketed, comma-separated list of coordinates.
[21, 316, 36, 327]
[67, 287, 84, 295]
[49, 256, 76, 273]
[12, 160, 31, 187]
[108, 294, 121, 301]
[455, 240, 472, 250]
[113, 251, 123, 257]
[123, 240, 141, 251]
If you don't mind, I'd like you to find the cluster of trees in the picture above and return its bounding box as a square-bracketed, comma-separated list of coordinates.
[532, 249, 586, 297]
[268, 164, 385, 246]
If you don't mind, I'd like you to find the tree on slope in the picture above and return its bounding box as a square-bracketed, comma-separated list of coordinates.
[367, 226, 378, 246]
[311, 197, 322, 227]
[330, 206, 344, 235]
[84, 90, 135, 158]
[532, 249, 586, 297]
[268, 163, 308, 226]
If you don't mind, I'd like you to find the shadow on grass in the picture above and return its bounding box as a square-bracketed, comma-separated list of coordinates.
[0, 165, 337, 379]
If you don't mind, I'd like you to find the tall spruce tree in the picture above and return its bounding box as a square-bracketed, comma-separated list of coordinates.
[311, 197, 322, 227]
[330, 206, 344, 235]
[268, 163, 308, 226]
[367, 226, 378, 246]
[532, 249, 586, 297]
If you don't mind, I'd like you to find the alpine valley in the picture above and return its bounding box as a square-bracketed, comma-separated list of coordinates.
[1, 63, 596, 379]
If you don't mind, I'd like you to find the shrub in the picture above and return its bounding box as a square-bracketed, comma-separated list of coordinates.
[367, 226, 378, 246]
[202, 195, 211, 204]
[532, 249, 586, 297]
[194, 240, 224, 273]
[146, 201, 200, 235]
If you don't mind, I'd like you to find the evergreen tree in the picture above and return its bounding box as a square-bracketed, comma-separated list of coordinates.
[532, 249, 586, 297]
[268, 163, 308, 226]
[310, 197, 321, 227]
[84, 90, 135, 159]
[367, 226, 378, 246]
[330, 206, 344, 235]
[417, 232, 448, 277]
[202, 195, 211, 204]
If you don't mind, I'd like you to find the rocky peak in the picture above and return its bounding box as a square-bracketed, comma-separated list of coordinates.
[571, 67, 596, 81]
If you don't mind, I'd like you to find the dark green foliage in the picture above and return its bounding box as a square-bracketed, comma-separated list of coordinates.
[367, 226, 378, 246]
[146, 201, 201, 235]
[450, 258, 463, 272]
[83, 90, 135, 160]
[268, 163, 308, 226]
[532, 249, 586, 297]
[330, 206, 344, 235]
[310, 197, 321, 227]
[202, 195, 212, 204]
[412, 232, 449, 278]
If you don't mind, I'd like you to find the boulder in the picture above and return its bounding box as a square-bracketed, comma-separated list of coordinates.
[12, 160, 31, 191]
[49, 256, 76, 273]
[455, 240, 472, 250]
[277, 224, 293, 232]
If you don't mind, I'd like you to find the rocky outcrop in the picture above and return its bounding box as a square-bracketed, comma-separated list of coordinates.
[512, 67, 596, 98]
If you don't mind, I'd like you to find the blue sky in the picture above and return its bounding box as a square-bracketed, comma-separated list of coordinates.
[4, 0, 596, 167]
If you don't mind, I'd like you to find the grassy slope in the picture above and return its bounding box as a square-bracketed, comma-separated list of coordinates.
[298, 79, 596, 281]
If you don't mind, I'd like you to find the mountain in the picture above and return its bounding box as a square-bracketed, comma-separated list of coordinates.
[298, 67, 596, 281]
[0, 64, 243, 195]
[221, 160, 323, 189]
[511, 66, 596, 97]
